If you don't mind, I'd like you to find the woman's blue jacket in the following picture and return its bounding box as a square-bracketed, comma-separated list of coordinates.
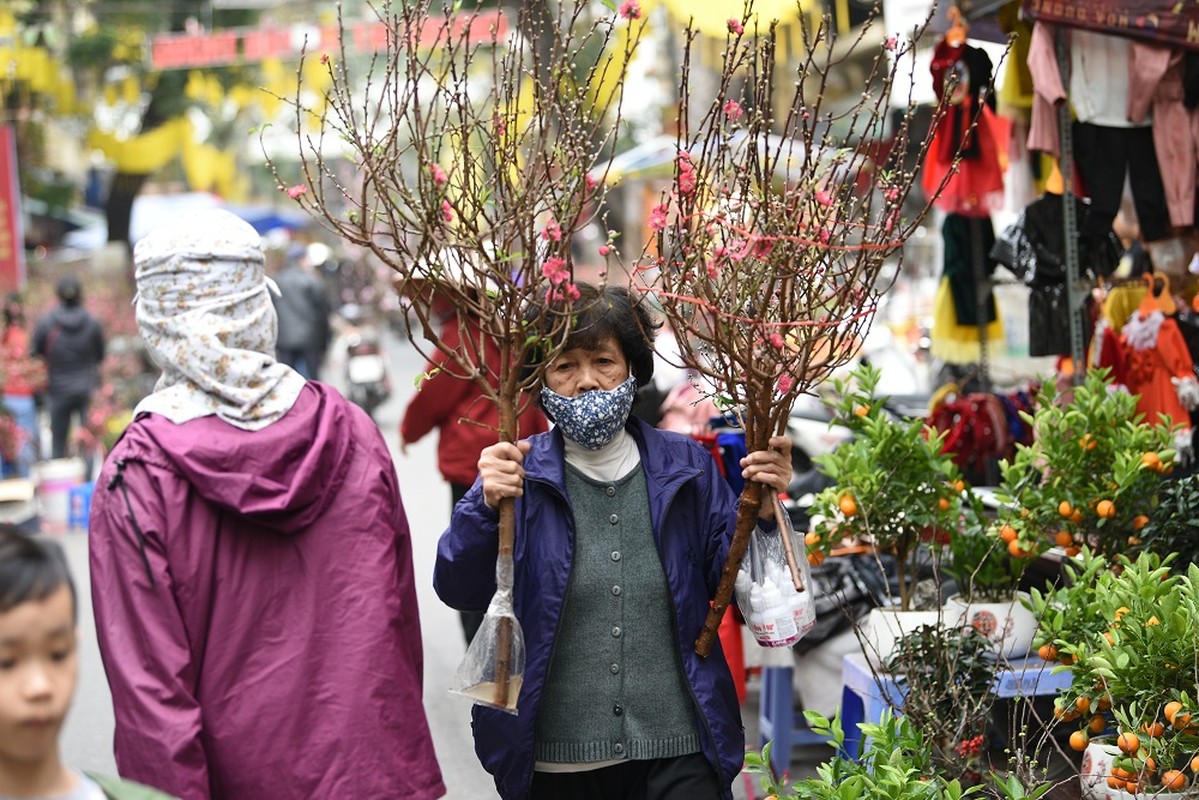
[433, 418, 744, 799]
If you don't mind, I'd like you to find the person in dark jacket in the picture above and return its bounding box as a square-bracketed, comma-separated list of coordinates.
[32, 276, 105, 459]
[271, 244, 332, 380]
[433, 283, 792, 800]
[89, 210, 445, 800]
[400, 263, 550, 645]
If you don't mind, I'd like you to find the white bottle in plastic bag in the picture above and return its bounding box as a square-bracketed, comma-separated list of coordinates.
[735, 497, 816, 649]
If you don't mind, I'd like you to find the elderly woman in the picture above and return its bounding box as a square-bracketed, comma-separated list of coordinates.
[89, 210, 445, 800]
[434, 283, 792, 800]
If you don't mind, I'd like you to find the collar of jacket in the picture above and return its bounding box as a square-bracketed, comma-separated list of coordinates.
[521, 417, 705, 522]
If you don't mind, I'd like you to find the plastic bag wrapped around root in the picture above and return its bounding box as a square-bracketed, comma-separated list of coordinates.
[734, 495, 816, 648]
[450, 554, 526, 714]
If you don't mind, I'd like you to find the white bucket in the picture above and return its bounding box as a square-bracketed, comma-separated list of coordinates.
[35, 458, 87, 534]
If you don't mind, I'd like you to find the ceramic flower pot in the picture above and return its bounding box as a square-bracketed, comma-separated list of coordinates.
[1080, 739, 1191, 799]
[942, 592, 1037, 659]
[861, 607, 943, 669]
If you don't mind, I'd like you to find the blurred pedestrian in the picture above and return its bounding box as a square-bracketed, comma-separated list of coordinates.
[89, 210, 445, 800]
[434, 283, 792, 800]
[32, 276, 105, 460]
[1, 294, 43, 476]
[0, 526, 177, 799]
[399, 263, 549, 645]
[272, 243, 332, 380]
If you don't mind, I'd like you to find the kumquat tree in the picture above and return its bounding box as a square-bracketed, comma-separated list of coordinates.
[632, 6, 964, 656]
[263, 0, 644, 710]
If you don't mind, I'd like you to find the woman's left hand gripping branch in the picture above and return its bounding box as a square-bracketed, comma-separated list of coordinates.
[740, 435, 793, 521]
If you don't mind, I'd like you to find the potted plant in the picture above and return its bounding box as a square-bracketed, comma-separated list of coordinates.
[1128, 473, 1199, 572]
[808, 363, 978, 664]
[1029, 550, 1199, 798]
[944, 507, 1038, 658]
[744, 707, 1052, 800]
[993, 369, 1175, 561]
[886, 623, 999, 784]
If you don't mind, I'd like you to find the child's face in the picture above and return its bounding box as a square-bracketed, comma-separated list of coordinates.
[0, 586, 77, 766]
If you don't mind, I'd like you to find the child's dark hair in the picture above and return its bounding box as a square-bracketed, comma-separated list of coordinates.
[523, 283, 661, 389]
[0, 526, 77, 622]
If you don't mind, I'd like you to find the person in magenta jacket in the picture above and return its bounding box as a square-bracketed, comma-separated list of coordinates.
[401, 303, 549, 644]
[89, 210, 445, 800]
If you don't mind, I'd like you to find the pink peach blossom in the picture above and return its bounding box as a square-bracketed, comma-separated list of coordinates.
[429, 163, 448, 185]
[286, 185, 307, 199]
[541, 256, 569, 284]
[723, 99, 744, 121]
[598, 244, 612, 256]
[619, 1, 641, 20]
[541, 218, 562, 242]
[777, 374, 794, 394]
[728, 18, 744, 35]
[441, 199, 454, 222]
[648, 203, 669, 232]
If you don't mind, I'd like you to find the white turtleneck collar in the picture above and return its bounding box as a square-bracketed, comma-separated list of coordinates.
[562, 427, 641, 482]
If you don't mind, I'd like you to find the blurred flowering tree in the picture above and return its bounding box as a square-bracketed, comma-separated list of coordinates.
[632, 10, 960, 655]
[265, 0, 643, 707]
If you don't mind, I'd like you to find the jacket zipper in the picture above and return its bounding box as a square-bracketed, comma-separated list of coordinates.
[517, 461, 726, 797]
[520, 476, 575, 799]
[654, 469, 729, 792]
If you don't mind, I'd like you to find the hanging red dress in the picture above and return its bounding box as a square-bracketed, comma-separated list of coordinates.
[1120, 309, 1198, 432]
[922, 40, 1008, 218]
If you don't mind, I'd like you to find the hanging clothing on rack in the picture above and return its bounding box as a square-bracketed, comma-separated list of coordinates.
[991, 193, 1121, 357]
[922, 39, 1008, 218]
[1120, 281, 1199, 433]
[1025, 23, 1171, 241]
[930, 214, 1005, 365]
[1129, 42, 1199, 229]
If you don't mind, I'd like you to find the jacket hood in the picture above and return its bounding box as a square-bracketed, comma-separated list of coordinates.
[51, 305, 93, 333]
[116, 382, 356, 533]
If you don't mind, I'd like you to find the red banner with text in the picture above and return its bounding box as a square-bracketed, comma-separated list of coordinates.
[0, 126, 25, 293]
[1022, 0, 1199, 51]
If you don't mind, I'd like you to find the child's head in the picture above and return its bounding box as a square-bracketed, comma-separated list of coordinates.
[0, 526, 78, 771]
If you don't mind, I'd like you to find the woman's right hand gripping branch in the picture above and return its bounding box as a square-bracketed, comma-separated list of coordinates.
[478, 441, 533, 510]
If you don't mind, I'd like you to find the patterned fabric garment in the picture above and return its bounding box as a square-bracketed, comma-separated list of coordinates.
[540, 375, 638, 449]
[132, 209, 307, 430]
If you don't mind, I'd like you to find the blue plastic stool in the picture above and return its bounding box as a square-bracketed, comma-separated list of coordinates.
[758, 666, 832, 776]
[68, 482, 95, 532]
[838, 650, 1073, 761]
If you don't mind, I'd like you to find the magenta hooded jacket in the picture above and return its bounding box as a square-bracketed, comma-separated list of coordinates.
[89, 382, 445, 800]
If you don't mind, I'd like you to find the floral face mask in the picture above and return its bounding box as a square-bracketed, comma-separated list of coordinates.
[540, 375, 638, 450]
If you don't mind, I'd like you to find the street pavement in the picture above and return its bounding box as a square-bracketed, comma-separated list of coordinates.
[57, 324, 790, 798]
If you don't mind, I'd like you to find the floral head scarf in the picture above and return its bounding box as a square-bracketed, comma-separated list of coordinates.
[132, 209, 306, 430]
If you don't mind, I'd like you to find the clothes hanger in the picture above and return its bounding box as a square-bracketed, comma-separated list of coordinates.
[945, 6, 968, 47]
[1156, 272, 1178, 315]
[1137, 273, 1178, 317]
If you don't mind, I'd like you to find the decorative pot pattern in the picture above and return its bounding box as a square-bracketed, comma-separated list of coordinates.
[942, 593, 1037, 658]
[1080, 740, 1191, 799]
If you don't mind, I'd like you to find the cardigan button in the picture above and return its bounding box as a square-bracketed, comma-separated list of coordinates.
[611, 626, 622, 638]
[606, 485, 616, 496]
[614, 743, 625, 755]
[610, 663, 620, 674]
[612, 585, 622, 596]
[609, 514, 619, 524]
[611, 550, 621, 562]
[613, 703, 623, 716]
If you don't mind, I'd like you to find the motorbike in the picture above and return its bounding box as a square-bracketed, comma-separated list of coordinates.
[338, 304, 392, 419]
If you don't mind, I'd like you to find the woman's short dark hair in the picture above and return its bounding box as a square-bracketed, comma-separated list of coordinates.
[524, 283, 661, 389]
[0, 526, 77, 622]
